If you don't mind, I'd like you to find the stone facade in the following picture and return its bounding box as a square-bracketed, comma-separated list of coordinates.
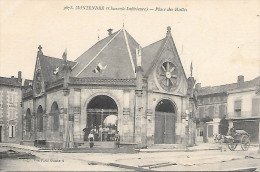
[21, 27, 197, 148]
[0, 72, 23, 143]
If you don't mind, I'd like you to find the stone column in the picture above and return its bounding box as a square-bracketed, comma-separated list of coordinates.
[134, 47, 146, 148]
[135, 90, 144, 147]
[62, 89, 70, 148]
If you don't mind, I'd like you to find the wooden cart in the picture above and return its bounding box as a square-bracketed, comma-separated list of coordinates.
[224, 130, 250, 151]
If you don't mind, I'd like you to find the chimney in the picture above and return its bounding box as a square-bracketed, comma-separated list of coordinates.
[18, 71, 22, 83]
[107, 29, 113, 36]
[237, 75, 244, 86]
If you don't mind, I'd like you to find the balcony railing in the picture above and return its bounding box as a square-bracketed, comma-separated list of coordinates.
[227, 111, 260, 118]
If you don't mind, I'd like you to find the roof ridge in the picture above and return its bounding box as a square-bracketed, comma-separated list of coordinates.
[143, 38, 166, 49]
[200, 76, 260, 89]
[144, 36, 169, 76]
[75, 29, 123, 77]
[123, 29, 136, 77]
[74, 30, 121, 62]
[200, 82, 237, 89]
[43, 55, 75, 63]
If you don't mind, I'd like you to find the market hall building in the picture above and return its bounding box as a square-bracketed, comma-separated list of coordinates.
[21, 27, 196, 148]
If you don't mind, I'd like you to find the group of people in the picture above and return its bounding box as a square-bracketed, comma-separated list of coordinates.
[84, 127, 120, 148]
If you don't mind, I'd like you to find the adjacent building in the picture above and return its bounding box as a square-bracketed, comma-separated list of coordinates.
[227, 76, 260, 143]
[21, 27, 197, 148]
[0, 72, 23, 143]
[196, 76, 260, 143]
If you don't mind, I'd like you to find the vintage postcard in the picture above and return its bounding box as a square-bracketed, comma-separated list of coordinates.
[0, 0, 259, 171]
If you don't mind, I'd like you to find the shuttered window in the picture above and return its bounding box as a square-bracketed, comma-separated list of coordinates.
[9, 125, 15, 138]
[199, 107, 204, 119]
[219, 104, 226, 118]
[252, 98, 260, 116]
[234, 100, 242, 117]
[208, 106, 214, 118]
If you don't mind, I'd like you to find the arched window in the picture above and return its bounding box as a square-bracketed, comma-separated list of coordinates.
[26, 109, 31, 132]
[37, 105, 43, 132]
[51, 102, 59, 131]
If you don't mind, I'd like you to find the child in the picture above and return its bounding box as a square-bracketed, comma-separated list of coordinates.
[115, 131, 120, 148]
[88, 131, 94, 148]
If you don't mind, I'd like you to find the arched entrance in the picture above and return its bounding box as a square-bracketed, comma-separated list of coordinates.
[37, 105, 43, 132]
[86, 95, 118, 141]
[154, 99, 176, 144]
[51, 102, 59, 131]
[26, 109, 32, 132]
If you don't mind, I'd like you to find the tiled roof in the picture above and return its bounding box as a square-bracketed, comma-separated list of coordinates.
[0, 77, 21, 87]
[71, 29, 140, 79]
[198, 83, 237, 96]
[198, 76, 260, 96]
[142, 38, 166, 75]
[237, 76, 260, 89]
[39, 55, 76, 83]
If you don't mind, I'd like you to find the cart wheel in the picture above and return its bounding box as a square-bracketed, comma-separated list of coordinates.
[241, 135, 250, 151]
[227, 139, 237, 151]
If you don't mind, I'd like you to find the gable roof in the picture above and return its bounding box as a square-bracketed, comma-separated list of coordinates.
[39, 55, 76, 83]
[198, 76, 260, 96]
[71, 29, 140, 79]
[142, 38, 166, 74]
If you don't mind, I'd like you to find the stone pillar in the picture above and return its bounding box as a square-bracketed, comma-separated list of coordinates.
[61, 49, 73, 149]
[62, 89, 71, 148]
[134, 47, 147, 148]
[135, 90, 145, 147]
[187, 76, 196, 147]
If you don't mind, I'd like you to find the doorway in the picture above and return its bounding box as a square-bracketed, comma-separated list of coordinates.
[154, 99, 176, 144]
[86, 95, 118, 141]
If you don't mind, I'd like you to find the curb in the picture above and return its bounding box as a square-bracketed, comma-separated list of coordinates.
[138, 148, 219, 153]
[0, 145, 61, 153]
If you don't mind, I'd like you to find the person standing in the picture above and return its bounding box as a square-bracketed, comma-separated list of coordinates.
[115, 131, 120, 148]
[219, 115, 229, 152]
[88, 131, 94, 148]
[219, 115, 229, 136]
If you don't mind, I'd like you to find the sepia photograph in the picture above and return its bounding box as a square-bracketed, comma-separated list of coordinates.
[0, 0, 259, 171]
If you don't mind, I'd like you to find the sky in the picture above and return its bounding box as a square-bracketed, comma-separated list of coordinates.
[0, 0, 259, 87]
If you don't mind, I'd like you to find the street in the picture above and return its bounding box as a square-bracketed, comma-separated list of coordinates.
[0, 145, 260, 171]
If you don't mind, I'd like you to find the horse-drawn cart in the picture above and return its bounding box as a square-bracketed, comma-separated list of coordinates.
[224, 130, 250, 151]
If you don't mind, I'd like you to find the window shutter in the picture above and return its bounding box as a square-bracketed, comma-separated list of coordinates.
[219, 105, 225, 118]
[252, 98, 260, 116]
[208, 106, 214, 118]
[13, 125, 16, 137]
[9, 125, 12, 137]
[234, 100, 241, 110]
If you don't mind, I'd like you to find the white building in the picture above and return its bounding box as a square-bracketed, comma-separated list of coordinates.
[227, 75, 260, 143]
